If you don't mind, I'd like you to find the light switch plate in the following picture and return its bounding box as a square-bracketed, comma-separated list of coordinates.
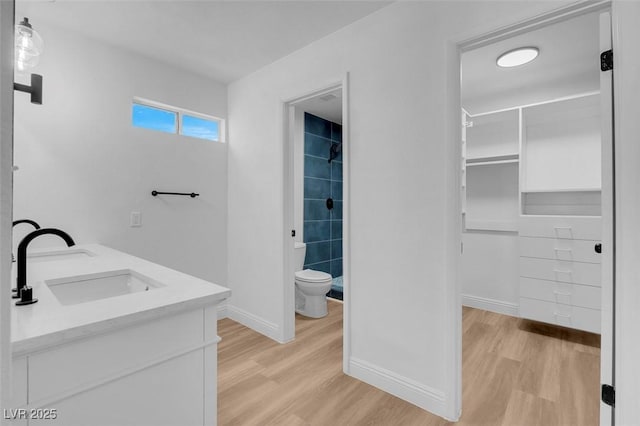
[130, 211, 142, 227]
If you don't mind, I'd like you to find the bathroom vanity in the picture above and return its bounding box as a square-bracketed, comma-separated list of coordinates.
[7, 244, 230, 426]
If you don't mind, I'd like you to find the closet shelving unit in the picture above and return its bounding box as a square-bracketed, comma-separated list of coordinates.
[462, 108, 520, 233]
[462, 91, 603, 333]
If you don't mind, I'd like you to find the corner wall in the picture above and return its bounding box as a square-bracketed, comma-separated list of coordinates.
[227, 1, 574, 419]
[12, 18, 228, 285]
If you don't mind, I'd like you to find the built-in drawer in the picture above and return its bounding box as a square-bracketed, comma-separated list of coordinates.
[519, 297, 600, 333]
[519, 277, 601, 310]
[519, 257, 601, 287]
[519, 236, 601, 264]
[519, 215, 602, 240]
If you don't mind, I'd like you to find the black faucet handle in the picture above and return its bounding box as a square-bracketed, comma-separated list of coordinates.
[15, 286, 38, 306]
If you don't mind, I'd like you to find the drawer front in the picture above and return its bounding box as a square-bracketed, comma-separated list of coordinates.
[519, 236, 601, 264]
[519, 215, 601, 240]
[519, 297, 600, 333]
[519, 277, 601, 310]
[519, 257, 601, 287]
[29, 309, 204, 404]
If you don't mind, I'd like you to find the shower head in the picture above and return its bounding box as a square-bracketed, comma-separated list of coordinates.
[328, 142, 342, 163]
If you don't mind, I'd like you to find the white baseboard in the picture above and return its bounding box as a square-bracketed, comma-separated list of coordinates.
[226, 304, 281, 342]
[348, 357, 451, 420]
[216, 301, 228, 319]
[462, 294, 519, 317]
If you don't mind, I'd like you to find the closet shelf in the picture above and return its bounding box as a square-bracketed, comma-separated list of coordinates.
[466, 153, 519, 167]
[466, 159, 519, 167]
[465, 219, 518, 232]
[522, 187, 601, 193]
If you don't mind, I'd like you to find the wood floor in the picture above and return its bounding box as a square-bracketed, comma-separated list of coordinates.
[218, 301, 600, 425]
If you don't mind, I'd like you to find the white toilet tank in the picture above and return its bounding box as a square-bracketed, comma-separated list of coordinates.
[294, 242, 306, 271]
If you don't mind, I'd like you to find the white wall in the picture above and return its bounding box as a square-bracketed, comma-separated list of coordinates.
[12, 19, 228, 285]
[461, 233, 519, 314]
[227, 1, 573, 419]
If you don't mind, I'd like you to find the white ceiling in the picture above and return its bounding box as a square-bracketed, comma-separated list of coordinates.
[17, 1, 391, 84]
[295, 88, 342, 124]
[461, 12, 600, 115]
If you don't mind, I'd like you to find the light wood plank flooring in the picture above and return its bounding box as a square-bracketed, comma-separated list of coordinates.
[218, 301, 600, 425]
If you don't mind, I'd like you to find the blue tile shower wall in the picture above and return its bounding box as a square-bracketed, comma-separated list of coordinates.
[303, 113, 342, 279]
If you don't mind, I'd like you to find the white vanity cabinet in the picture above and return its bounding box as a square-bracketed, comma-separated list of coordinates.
[8, 244, 230, 426]
[11, 305, 220, 426]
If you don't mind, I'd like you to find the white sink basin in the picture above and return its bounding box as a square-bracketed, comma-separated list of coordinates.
[45, 269, 164, 305]
[28, 248, 96, 264]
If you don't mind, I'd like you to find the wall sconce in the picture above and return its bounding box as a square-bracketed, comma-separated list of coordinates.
[14, 17, 44, 105]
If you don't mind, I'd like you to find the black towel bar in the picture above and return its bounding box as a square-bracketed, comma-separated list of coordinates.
[151, 190, 199, 198]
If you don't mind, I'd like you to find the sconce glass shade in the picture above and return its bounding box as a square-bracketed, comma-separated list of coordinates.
[15, 17, 44, 73]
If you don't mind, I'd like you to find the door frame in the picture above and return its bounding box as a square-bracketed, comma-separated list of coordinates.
[281, 75, 351, 370]
[448, 0, 614, 421]
[0, 0, 14, 421]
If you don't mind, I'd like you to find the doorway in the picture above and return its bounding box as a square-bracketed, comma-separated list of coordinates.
[457, 5, 613, 424]
[282, 79, 350, 369]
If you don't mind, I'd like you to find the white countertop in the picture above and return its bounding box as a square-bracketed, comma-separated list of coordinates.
[11, 244, 231, 356]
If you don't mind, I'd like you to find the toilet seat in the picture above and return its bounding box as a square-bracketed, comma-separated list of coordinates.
[295, 269, 332, 283]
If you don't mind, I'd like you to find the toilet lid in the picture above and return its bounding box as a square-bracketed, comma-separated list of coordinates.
[295, 269, 332, 283]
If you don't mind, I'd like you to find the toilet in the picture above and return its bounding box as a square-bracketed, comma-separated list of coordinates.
[294, 242, 333, 318]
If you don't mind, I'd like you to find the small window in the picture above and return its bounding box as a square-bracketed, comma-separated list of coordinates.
[181, 114, 219, 141]
[132, 103, 177, 134]
[132, 98, 224, 142]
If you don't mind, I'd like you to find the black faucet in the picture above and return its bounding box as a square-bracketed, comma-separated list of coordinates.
[14, 228, 75, 306]
[13, 219, 41, 230]
[11, 220, 41, 287]
[12, 219, 41, 262]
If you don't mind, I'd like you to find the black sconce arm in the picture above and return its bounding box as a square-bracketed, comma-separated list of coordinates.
[14, 74, 43, 105]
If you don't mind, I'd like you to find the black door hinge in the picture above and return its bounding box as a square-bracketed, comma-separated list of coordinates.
[602, 384, 615, 407]
[601, 50, 613, 71]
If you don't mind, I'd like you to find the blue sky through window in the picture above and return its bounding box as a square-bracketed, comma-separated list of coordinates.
[181, 114, 219, 141]
[132, 103, 177, 134]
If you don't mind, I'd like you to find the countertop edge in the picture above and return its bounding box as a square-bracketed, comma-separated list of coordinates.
[12, 290, 230, 358]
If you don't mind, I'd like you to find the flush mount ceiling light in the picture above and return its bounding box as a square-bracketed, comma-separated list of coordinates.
[15, 17, 44, 73]
[496, 47, 539, 68]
